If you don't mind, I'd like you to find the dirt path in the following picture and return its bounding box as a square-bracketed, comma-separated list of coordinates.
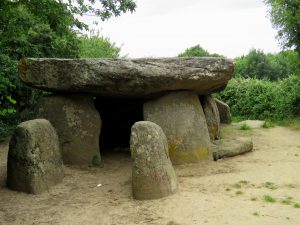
[0, 125, 300, 225]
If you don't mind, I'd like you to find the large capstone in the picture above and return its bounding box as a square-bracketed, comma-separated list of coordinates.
[201, 95, 221, 140]
[144, 91, 212, 164]
[35, 95, 101, 165]
[130, 121, 178, 200]
[7, 119, 63, 194]
[19, 57, 234, 97]
[215, 98, 232, 124]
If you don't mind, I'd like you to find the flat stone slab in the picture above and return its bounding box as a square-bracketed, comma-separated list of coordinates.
[19, 57, 234, 97]
[212, 137, 253, 160]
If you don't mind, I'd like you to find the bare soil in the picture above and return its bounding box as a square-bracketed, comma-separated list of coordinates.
[0, 125, 300, 225]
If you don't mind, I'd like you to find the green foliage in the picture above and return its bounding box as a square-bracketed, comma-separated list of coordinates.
[264, 0, 300, 54]
[79, 35, 121, 58]
[178, 45, 222, 57]
[263, 182, 278, 190]
[0, 54, 17, 117]
[239, 123, 252, 131]
[261, 120, 275, 128]
[219, 75, 300, 120]
[0, 0, 134, 139]
[263, 195, 277, 203]
[294, 203, 300, 208]
[68, 0, 136, 21]
[234, 49, 300, 80]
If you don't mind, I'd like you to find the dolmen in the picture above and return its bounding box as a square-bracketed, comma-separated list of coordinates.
[18, 57, 234, 168]
[9, 56, 248, 197]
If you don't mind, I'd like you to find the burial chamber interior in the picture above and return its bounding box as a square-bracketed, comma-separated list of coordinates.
[94, 97, 145, 152]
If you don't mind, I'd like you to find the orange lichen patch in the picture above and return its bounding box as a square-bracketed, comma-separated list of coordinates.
[210, 127, 217, 139]
[168, 143, 211, 165]
[18, 57, 30, 81]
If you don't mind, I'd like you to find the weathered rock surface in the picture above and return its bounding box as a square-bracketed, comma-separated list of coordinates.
[35, 95, 101, 165]
[130, 121, 178, 200]
[215, 99, 231, 124]
[19, 57, 234, 97]
[212, 137, 253, 160]
[7, 119, 63, 194]
[202, 95, 221, 140]
[144, 91, 212, 164]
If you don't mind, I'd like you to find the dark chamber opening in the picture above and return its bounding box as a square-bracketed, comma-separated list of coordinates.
[94, 97, 145, 152]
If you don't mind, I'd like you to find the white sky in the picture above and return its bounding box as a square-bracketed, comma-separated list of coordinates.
[83, 0, 281, 59]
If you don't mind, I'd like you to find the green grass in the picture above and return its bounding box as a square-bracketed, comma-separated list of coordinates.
[276, 117, 300, 130]
[294, 203, 300, 208]
[232, 183, 242, 189]
[281, 197, 293, 205]
[261, 120, 275, 128]
[239, 123, 252, 130]
[225, 188, 231, 191]
[263, 182, 278, 190]
[263, 195, 276, 203]
[239, 180, 249, 185]
[253, 212, 259, 216]
[251, 197, 258, 201]
[236, 191, 243, 195]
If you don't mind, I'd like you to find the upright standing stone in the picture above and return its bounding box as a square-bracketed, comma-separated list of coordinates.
[130, 121, 178, 200]
[35, 95, 101, 165]
[7, 119, 63, 194]
[144, 91, 212, 165]
[215, 98, 231, 124]
[202, 95, 221, 140]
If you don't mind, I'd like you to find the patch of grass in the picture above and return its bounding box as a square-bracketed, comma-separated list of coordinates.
[232, 183, 242, 189]
[281, 197, 293, 205]
[294, 203, 300, 208]
[232, 116, 246, 123]
[276, 117, 300, 130]
[236, 191, 243, 195]
[225, 188, 231, 191]
[239, 123, 252, 130]
[253, 212, 259, 216]
[251, 197, 258, 201]
[263, 195, 276, 203]
[239, 180, 249, 185]
[261, 120, 275, 128]
[263, 182, 278, 190]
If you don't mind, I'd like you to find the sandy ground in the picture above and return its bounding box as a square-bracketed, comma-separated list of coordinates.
[0, 124, 300, 225]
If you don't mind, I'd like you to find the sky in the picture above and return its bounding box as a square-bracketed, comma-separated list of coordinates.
[83, 0, 281, 59]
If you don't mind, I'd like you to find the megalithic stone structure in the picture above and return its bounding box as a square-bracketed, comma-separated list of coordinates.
[19, 57, 234, 97]
[130, 121, 178, 200]
[18, 57, 234, 165]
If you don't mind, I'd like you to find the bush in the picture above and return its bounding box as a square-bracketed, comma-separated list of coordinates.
[78, 35, 121, 58]
[218, 75, 300, 120]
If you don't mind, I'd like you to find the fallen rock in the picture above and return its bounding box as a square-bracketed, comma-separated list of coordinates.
[7, 119, 63, 194]
[35, 95, 101, 165]
[215, 98, 231, 124]
[202, 95, 220, 140]
[144, 91, 212, 164]
[130, 121, 178, 200]
[235, 120, 265, 129]
[212, 137, 253, 160]
[19, 57, 234, 97]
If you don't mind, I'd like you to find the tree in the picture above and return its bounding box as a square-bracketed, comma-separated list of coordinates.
[264, 0, 300, 54]
[79, 35, 121, 58]
[178, 45, 222, 57]
[234, 49, 300, 80]
[0, 0, 136, 138]
[234, 49, 276, 80]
